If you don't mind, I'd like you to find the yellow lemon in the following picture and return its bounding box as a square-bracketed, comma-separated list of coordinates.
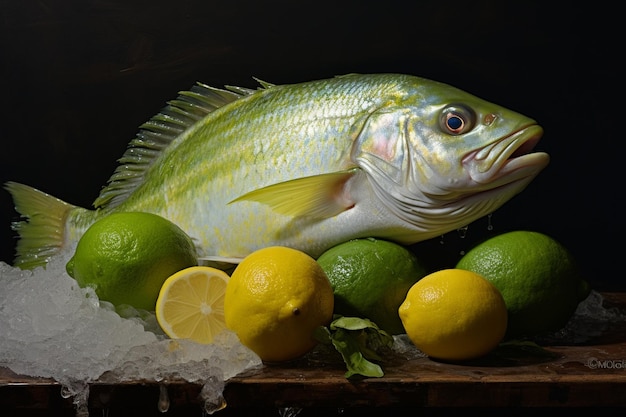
[156, 266, 229, 344]
[66, 212, 197, 310]
[456, 230, 590, 338]
[398, 269, 508, 361]
[317, 238, 428, 335]
[224, 246, 334, 362]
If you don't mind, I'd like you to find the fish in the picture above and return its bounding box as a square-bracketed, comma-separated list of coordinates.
[4, 73, 549, 269]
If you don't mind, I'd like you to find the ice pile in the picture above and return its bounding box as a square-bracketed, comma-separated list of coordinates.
[0, 255, 261, 415]
[536, 289, 626, 345]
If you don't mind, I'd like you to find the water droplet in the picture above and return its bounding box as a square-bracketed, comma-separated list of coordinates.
[200, 377, 227, 415]
[60, 381, 90, 416]
[487, 213, 493, 231]
[98, 390, 112, 416]
[158, 384, 170, 413]
[60, 385, 73, 399]
[439, 235, 445, 245]
[457, 225, 469, 239]
[98, 389, 112, 406]
[203, 396, 227, 415]
[459, 250, 465, 256]
[72, 385, 90, 417]
[75, 404, 90, 417]
[278, 407, 303, 417]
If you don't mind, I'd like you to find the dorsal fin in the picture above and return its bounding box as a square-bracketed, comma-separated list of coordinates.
[93, 82, 260, 210]
[251, 77, 276, 89]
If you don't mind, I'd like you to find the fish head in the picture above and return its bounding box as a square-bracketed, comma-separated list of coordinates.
[351, 80, 549, 239]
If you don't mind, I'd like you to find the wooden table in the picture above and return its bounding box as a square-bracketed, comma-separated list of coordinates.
[2, 293, 625, 416]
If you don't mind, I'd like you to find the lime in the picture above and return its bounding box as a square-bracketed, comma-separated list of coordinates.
[66, 212, 198, 311]
[224, 246, 334, 362]
[398, 269, 508, 361]
[156, 266, 229, 344]
[316, 238, 429, 335]
[456, 230, 590, 338]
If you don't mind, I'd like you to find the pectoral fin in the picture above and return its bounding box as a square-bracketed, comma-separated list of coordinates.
[229, 169, 358, 219]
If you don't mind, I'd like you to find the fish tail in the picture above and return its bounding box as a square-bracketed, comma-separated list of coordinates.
[4, 181, 88, 269]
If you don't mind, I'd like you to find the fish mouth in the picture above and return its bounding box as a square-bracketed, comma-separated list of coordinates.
[464, 124, 549, 187]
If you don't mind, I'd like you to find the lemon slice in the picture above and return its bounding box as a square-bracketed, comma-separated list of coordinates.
[156, 266, 229, 344]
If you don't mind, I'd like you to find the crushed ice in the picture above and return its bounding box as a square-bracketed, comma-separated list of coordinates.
[0, 255, 261, 415]
[535, 289, 626, 345]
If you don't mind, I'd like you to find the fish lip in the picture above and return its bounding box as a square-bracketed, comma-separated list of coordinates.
[443, 125, 548, 215]
[464, 124, 548, 186]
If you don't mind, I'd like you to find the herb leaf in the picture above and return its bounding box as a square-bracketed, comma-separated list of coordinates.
[315, 316, 393, 378]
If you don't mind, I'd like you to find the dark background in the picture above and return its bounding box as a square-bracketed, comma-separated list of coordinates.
[0, 1, 622, 290]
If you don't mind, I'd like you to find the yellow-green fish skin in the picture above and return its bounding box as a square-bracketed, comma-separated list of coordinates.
[5, 73, 549, 268]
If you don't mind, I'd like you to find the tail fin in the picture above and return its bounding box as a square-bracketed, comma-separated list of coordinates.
[4, 182, 76, 270]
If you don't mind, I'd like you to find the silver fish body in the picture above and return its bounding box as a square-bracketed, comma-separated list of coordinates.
[5, 73, 549, 268]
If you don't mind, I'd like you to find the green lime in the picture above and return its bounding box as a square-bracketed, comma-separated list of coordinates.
[456, 230, 590, 339]
[317, 238, 429, 335]
[66, 212, 198, 311]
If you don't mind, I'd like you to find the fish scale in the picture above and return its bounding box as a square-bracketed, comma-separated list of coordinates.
[4, 73, 549, 269]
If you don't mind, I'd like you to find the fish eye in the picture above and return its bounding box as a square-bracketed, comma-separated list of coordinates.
[440, 105, 476, 135]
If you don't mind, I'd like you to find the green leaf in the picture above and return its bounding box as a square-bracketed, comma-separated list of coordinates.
[331, 328, 384, 378]
[315, 315, 394, 378]
[330, 316, 379, 331]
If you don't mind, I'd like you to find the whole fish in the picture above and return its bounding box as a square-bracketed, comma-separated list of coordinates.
[5, 73, 549, 269]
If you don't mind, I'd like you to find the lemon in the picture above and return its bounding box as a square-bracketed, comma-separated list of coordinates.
[66, 212, 198, 311]
[224, 246, 334, 362]
[455, 230, 590, 338]
[316, 238, 428, 335]
[398, 269, 508, 361]
[156, 266, 229, 344]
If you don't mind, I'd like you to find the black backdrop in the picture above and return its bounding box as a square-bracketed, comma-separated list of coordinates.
[0, 1, 622, 290]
